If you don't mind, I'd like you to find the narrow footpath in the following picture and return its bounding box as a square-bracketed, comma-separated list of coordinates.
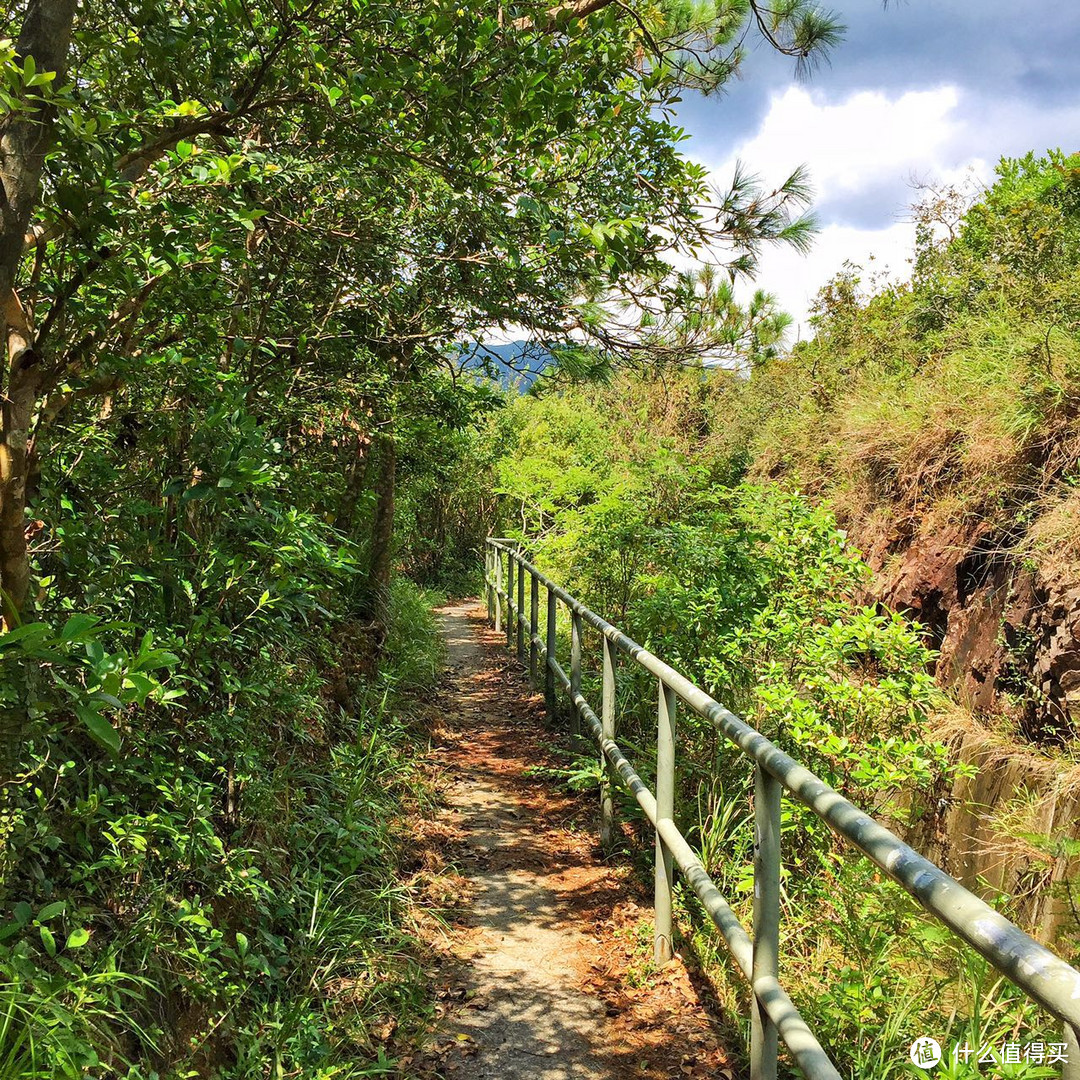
[422, 601, 739, 1080]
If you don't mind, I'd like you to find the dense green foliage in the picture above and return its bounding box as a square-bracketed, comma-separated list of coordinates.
[490, 373, 944, 797]
[2, 575, 444, 1077]
[4, 0, 1078, 1073]
[486, 365, 951, 813]
[0, 0, 849, 1073]
[478, 364, 1073, 1078]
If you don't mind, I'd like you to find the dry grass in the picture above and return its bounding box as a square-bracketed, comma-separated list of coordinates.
[931, 701, 1080, 773]
[1024, 487, 1080, 578]
[735, 299, 1080, 652]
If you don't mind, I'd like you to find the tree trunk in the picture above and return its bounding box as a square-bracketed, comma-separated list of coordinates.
[365, 431, 396, 630]
[0, 1, 77, 782]
[0, 0, 78, 627]
[0, 307, 41, 626]
[337, 431, 372, 534]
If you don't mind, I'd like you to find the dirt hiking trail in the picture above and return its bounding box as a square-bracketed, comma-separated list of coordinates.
[423, 601, 740, 1080]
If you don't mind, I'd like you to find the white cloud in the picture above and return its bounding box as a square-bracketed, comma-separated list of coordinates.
[753, 222, 913, 343]
[699, 84, 996, 335]
[721, 85, 962, 195]
[486, 83, 1062, 351]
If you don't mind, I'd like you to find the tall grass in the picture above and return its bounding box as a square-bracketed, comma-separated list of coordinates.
[0, 579, 445, 1079]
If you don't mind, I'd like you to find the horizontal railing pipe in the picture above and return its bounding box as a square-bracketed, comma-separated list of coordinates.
[484, 538, 1080, 1079]
[486, 539, 1080, 1032]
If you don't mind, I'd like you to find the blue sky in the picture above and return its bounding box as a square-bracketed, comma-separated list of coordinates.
[678, 1, 1080, 334]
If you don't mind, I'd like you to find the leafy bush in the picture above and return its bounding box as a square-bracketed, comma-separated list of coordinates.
[0, 389, 445, 1077]
[481, 365, 1074, 1079]
[0, 579, 441, 1078]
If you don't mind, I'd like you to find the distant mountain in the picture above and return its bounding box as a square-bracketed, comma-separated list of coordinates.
[459, 340, 553, 392]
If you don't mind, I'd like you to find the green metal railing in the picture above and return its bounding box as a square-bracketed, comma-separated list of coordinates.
[484, 537, 1080, 1080]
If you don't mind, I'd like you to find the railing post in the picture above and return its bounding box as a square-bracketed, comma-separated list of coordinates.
[516, 554, 525, 662]
[751, 763, 781, 1080]
[1064, 1023, 1080, 1080]
[545, 587, 557, 721]
[494, 547, 503, 634]
[505, 553, 514, 649]
[655, 679, 675, 965]
[600, 635, 617, 850]
[485, 546, 493, 621]
[570, 610, 582, 737]
[529, 573, 539, 685]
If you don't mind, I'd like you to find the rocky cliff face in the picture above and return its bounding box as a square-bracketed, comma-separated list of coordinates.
[1030, 570, 1080, 739]
[912, 717, 1080, 941]
[866, 524, 1079, 745]
[860, 523, 1080, 941]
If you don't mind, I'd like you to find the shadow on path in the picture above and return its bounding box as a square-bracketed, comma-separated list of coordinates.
[428, 601, 741, 1080]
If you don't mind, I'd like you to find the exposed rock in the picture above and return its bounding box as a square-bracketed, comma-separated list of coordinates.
[1029, 573, 1080, 742]
[868, 523, 1078, 741]
[910, 717, 1080, 943]
[857, 522, 1080, 942]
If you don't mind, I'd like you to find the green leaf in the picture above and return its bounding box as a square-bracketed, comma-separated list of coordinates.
[89, 691, 125, 710]
[181, 483, 213, 502]
[61, 613, 101, 642]
[0, 623, 52, 649]
[66, 927, 91, 949]
[37, 902, 66, 922]
[124, 672, 159, 705]
[77, 707, 120, 754]
[132, 649, 179, 672]
[39, 925, 56, 957]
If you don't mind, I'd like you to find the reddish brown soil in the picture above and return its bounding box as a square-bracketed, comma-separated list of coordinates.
[408, 601, 741, 1080]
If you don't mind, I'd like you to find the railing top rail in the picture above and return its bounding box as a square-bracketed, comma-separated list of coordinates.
[485, 538, 1080, 1030]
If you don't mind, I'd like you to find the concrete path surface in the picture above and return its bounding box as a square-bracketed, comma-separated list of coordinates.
[427, 601, 740, 1080]
[437, 601, 613, 1078]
